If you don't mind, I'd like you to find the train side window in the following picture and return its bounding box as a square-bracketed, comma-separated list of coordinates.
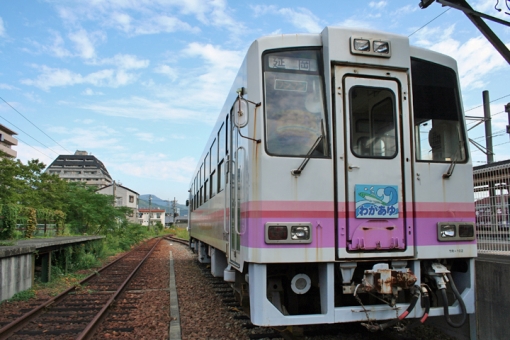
[204, 153, 209, 181]
[218, 124, 225, 161]
[411, 58, 466, 163]
[204, 179, 208, 202]
[195, 176, 198, 209]
[199, 164, 203, 188]
[218, 160, 224, 192]
[203, 154, 209, 203]
[210, 140, 217, 198]
[218, 123, 225, 193]
[349, 87, 397, 159]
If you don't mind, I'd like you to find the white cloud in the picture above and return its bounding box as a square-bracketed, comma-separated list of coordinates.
[27, 29, 104, 60]
[0, 83, 16, 90]
[182, 42, 243, 70]
[53, 0, 241, 36]
[79, 96, 205, 121]
[175, 42, 244, 113]
[334, 18, 375, 30]
[251, 4, 276, 16]
[369, 1, 387, 9]
[250, 5, 322, 33]
[82, 88, 104, 95]
[154, 64, 178, 81]
[392, 4, 417, 16]
[130, 15, 200, 35]
[16, 143, 58, 166]
[68, 29, 101, 59]
[21, 65, 139, 91]
[113, 154, 197, 183]
[46, 30, 72, 58]
[135, 132, 165, 142]
[414, 25, 507, 90]
[0, 17, 5, 37]
[279, 8, 322, 33]
[74, 118, 95, 124]
[48, 125, 123, 151]
[95, 54, 150, 69]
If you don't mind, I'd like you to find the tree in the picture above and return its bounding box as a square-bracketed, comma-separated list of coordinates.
[64, 183, 129, 235]
[0, 156, 133, 238]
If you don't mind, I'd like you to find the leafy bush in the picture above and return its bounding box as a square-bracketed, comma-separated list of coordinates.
[8, 289, 36, 301]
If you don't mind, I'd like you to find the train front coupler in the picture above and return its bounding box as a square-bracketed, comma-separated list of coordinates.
[350, 263, 421, 332]
[426, 262, 468, 328]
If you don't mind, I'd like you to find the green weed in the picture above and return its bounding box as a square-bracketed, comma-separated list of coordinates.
[8, 289, 36, 301]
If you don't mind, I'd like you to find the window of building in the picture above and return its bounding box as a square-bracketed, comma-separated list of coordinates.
[129, 195, 134, 203]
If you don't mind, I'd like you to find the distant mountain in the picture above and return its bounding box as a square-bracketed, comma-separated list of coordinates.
[139, 194, 188, 216]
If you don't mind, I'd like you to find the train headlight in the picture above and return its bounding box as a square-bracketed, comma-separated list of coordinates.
[373, 41, 390, 54]
[265, 223, 313, 244]
[353, 39, 370, 52]
[291, 225, 310, 240]
[437, 222, 475, 241]
[351, 37, 391, 58]
[440, 224, 456, 238]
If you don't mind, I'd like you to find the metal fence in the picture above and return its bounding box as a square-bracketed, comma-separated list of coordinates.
[473, 160, 510, 254]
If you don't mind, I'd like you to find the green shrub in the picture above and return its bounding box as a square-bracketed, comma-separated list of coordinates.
[9, 289, 36, 301]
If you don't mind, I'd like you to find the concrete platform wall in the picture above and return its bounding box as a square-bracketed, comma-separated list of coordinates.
[0, 247, 34, 301]
[475, 254, 510, 339]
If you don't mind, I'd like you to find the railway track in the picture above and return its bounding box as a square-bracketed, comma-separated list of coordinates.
[164, 235, 189, 247]
[170, 236, 454, 340]
[0, 238, 161, 340]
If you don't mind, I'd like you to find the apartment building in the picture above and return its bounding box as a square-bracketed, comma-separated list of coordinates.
[0, 124, 18, 158]
[138, 208, 166, 227]
[45, 150, 113, 187]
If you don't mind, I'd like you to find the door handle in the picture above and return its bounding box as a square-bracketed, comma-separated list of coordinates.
[348, 164, 360, 170]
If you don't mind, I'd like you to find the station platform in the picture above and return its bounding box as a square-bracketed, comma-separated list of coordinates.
[0, 236, 105, 302]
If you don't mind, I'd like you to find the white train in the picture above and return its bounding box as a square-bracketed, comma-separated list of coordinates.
[187, 26, 476, 331]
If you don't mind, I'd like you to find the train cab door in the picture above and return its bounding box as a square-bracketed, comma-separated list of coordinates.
[335, 67, 414, 258]
[228, 110, 245, 268]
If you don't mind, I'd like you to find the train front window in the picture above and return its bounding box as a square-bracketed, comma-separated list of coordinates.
[263, 49, 329, 157]
[411, 58, 467, 162]
[349, 87, 397, 158]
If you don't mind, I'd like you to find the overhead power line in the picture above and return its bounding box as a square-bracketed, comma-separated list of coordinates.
[15, 136, 54, 160]
[465, 93, 510, 112]
[470, 129, 507, 140]
[408, 8, 451, 37]
[0, 114, 61, 155]
[472, 140, 510, 152]
[0, 96, 71, 154]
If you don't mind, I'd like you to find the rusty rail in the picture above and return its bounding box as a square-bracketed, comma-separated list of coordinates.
[0, 237, 161, 340]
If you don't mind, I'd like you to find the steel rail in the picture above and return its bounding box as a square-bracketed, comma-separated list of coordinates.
[165, 235, 189, 246]
[0, 237, 161, 340]
[77, 237, 162, 340]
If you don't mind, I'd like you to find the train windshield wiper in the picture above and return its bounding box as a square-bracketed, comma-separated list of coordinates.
[291, 120, 325, 177]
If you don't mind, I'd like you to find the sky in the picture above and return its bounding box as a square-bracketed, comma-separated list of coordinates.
[1, 0, 510, 203]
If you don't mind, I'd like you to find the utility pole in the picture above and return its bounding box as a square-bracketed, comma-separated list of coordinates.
[148, 194, 152, 229]
[167, 199, 171, 228]
[113, 180, 116, 207]
[506, 103, 510, 140]
[483, 91, 494, 164]
[172, 198, 177, 225]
